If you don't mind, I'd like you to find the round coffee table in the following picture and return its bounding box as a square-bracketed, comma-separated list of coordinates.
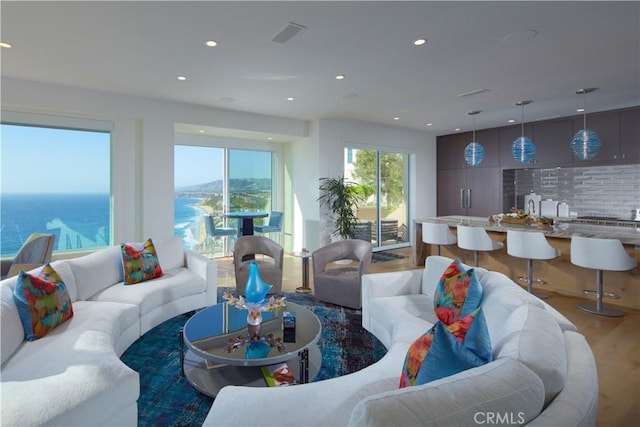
[181, 301, 321, 397]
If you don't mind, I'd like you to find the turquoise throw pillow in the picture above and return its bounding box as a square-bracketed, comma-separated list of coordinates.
[399, 261, 492, 388]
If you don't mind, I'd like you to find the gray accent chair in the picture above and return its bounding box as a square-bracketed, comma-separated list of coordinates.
[1, 233, 56, 279]
[233, 235, 284, 295]
[312, 239, 373, 309]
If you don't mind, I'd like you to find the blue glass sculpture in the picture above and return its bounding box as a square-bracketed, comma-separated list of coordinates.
[571, 129, 601, 160]
[464, 142, 484, 167]
[244, 261, 272, 304]
[511, 136, 536, 163]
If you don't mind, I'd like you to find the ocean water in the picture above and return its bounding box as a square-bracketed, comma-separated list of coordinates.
[0, 194, 204, 256]
[174, 197, 205, 247]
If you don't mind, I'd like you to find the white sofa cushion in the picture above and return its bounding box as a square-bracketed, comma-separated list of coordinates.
[368, 295, 436, 346]
[349, 357, 545, 426]
[1, 300, 140, 427]
[49, 260, 79, 302]
[90, 267, 206, 315]
[493, 304, 567, 406]
[69, 246, 123, 300]
[527, 331, 598, 426]
[152, 237, 185, 271]
[1, 283, 24, 365]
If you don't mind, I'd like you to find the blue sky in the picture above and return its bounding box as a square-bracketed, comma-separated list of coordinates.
[1, 124, 272, 193]
[175, 145, 271, 187]
[1, 124, 110, 193]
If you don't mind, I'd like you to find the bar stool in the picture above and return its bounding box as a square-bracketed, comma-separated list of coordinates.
[422, 222, 457, 256]
[570, 235, 637, 317]
[506, 230, 560, 300]
[456, 225, 503, 267]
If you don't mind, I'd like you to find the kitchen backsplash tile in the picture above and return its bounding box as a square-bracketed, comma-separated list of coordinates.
[504, 164, 640, 219]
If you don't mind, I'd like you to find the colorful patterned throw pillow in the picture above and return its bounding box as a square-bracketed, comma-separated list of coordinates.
[121, 238, 163, 285]
[13, 264, 74, 341]
[399, 260, 492, 388]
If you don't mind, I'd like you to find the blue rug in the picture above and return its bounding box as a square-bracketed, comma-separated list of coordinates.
[120, 289, 387, 427]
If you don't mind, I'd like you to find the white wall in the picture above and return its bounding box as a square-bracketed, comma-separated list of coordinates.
[1, 78, 307, 244]
[313, 118, 437, 247]
[1, 78, 438, 252]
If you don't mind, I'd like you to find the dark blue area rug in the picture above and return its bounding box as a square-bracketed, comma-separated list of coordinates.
[120, 288, 387, 427]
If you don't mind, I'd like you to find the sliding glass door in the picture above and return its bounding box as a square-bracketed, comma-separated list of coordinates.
[174, 145, 274, 256]
[345, 147, 410, 249]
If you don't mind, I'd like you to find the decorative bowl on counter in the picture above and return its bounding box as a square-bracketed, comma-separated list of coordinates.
[489, 208, 554, 227]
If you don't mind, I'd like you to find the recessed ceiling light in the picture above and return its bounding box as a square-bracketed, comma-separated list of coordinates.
[508, 119, 516, 123]
[199, 130, 205, 133]
[287, 97, 295, 101]
[413, 38, 427, 46]
[267, 137, 273, 140]
[205, 40, 218, 47]
[335, 74, 345, 80]
[576, 108, 585, 113]
[455, 128, 461, 131]
[220, 97, 234, 103]
[177, 76, 186, 81]
[0, 42, 12, 48]
[393, 117, 400, 121]
[426, 123, 433, 127]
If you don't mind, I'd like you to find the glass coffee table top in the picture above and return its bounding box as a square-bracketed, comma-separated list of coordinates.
[182, 301, 322, 396]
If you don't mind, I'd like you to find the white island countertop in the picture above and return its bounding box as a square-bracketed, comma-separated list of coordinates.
[417, 216, 640, 247]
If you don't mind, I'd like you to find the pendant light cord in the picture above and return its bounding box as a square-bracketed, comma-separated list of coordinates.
[521, 103, 525, 138]
[583, 91, 587, 130]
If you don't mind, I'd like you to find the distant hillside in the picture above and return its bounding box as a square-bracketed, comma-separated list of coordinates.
[176, 178, 271, 197]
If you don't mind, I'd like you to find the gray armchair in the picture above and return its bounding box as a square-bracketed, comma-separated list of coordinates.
[1, 233, 56, 279]
[233, 236, 284, 296]
[312, 239, 373, 309]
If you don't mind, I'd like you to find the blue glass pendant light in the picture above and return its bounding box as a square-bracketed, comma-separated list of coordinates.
[571, 88, 601, 160]
[511, 100, 536, 163]
[464, 110, 484, 167]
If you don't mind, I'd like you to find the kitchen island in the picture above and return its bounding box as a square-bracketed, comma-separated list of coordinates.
[414, 216, 640, 311]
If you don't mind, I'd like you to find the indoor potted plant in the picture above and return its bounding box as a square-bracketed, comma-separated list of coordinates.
[318, 176, 365, 240]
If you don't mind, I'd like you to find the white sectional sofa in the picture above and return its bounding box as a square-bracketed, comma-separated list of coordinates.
[204, 256, 598, 426]
[0, 237, 217, 427]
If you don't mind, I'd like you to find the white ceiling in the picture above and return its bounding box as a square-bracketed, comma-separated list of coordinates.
[1, 1, 639, 139]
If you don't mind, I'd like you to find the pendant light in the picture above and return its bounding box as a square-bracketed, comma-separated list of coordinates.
[571, 88, 601, 160]
[511, 100, 536, 163]
[464, 110, 484, 167]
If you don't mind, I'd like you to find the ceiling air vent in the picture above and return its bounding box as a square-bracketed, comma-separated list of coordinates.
[457, 88, 491, 98]
[272, 22, 307, 44]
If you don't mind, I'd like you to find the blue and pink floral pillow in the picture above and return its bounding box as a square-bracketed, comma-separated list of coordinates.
[13, 264, 74, 341]
[121, 238, 163, 285]
[399, 259, 492, 387]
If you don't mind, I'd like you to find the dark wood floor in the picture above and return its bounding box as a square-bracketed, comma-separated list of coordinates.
[215, 247, 640, 426]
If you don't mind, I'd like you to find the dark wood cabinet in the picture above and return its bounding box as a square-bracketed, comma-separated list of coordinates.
[499, 124, 535, 168]
[437, 167, 501, 217]
[531, 119, 574, 167]
[571, 110, 620, 164]
[437, 132, 471, 170]
[437, 129, 499, 170]
[619, 109, 640, 163]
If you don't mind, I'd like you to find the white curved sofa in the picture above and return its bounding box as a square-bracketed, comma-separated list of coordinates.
[204, 256, 598, 426]
[0, 237, 217, 427]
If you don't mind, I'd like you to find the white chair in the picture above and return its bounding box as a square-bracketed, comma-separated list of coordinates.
[570, 235, 637, 317]
[422, 222, 457, 256]
[456, 225, 503, 267]
[506, 230, 560, 300]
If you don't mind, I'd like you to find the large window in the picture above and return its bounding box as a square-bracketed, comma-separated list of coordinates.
[174, 145, 274, 255]
[1, 123, 111, 257]
[345, 147, 410, 249]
